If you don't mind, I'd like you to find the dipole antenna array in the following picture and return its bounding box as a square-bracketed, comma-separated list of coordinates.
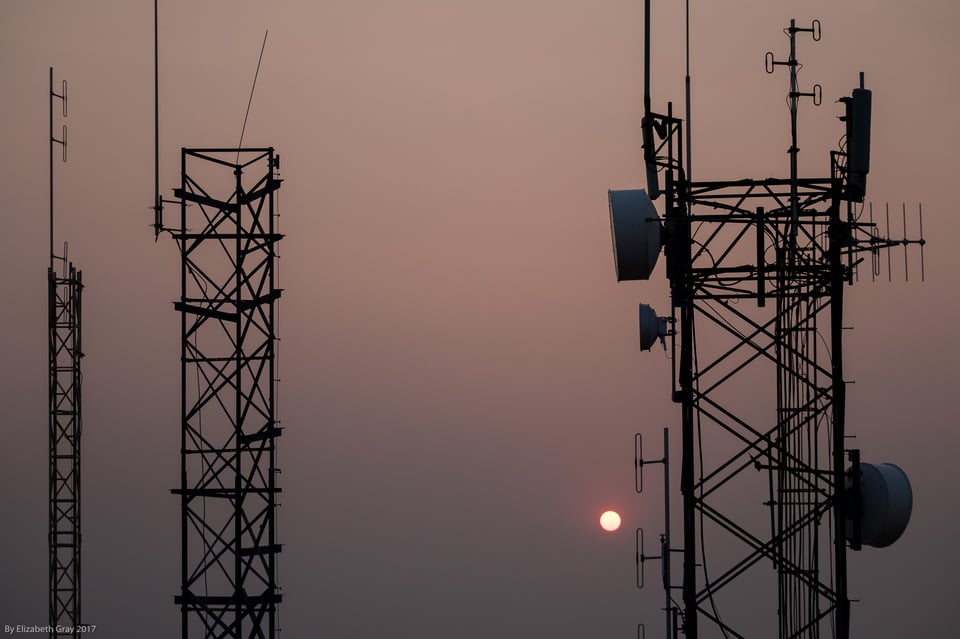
[608, 7, 921, 638]
[766, 19, 823, 265]
[48, 66, 84, 639]
[162, 149, 284, 638]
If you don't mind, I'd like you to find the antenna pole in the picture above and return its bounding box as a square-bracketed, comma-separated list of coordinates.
[644, 0, 651, 119]
[766, 20, 820, 263]
[787, 19, 800, 263]
[49, 67, 54, 270]
[830, 190, 851, 639]
[684, 0, 691, 184]
[662, 428, 672, 639]
[153, 0, 161, 239]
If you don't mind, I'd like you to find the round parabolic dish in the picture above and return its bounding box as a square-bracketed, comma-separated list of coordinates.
[609, 189, 662, 281]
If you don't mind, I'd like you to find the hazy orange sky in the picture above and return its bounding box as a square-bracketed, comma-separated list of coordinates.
[1, 1, 958, 637]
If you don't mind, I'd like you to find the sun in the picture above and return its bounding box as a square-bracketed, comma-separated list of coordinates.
[600, 510, 622, 532]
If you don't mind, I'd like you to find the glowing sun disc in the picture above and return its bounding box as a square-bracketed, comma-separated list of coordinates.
[600, 510, 622, 532]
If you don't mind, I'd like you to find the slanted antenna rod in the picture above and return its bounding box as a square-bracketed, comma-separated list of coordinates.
[237, 30, 269, 163]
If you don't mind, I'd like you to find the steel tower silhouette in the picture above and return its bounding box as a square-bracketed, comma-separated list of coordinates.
[162, 148, 284, 637]
[48, 66, 84, 639]
[610, 8, 919, 638]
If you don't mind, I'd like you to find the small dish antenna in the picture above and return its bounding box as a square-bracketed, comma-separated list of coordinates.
[609, 189, 663, 281]
[639, 304, 669, 351]
[847, 462, 913, 548]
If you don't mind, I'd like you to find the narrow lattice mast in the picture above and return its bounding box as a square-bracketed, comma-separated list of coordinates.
[48, 66, 83, 639]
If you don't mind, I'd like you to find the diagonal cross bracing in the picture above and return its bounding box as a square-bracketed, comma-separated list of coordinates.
[49, 264, 83, 638]
[170, 148, 283, 638]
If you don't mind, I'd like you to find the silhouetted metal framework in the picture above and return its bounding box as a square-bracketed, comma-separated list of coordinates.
[661, 171, 857, 639]
[49, 262, 82, 638]
[634, 19, 922, 639]
[168, 148, 283, 638]
[48, 65, 82, 639]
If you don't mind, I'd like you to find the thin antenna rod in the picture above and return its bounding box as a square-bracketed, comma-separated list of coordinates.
[237, 30, 269, 159]
[662, 427, 671, 639]
[902, 204, 909, 282]
[50, 67, 54, 270]
[153, 0, 161, 239]
[886, 204, 892, 282]
[684, 0, 692, 183]
[788, 19, 800, 263]
[870, 203, 877, 281]
[919, 204, 926, 281]
[643, 1, 651, 119]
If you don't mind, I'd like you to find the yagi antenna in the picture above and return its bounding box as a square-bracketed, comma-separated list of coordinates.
[860, 201, 925, 283]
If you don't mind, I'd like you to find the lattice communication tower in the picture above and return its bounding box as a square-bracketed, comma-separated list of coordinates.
[156, 148, 284, 637]
[609, 8, 920, 639]
[47, 66, 84, 639]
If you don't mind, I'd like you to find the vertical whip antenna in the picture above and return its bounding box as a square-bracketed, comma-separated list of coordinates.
[153, 0, 162, 240]
[684, 0, 692, 184]
[643, 1, 651, 120]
